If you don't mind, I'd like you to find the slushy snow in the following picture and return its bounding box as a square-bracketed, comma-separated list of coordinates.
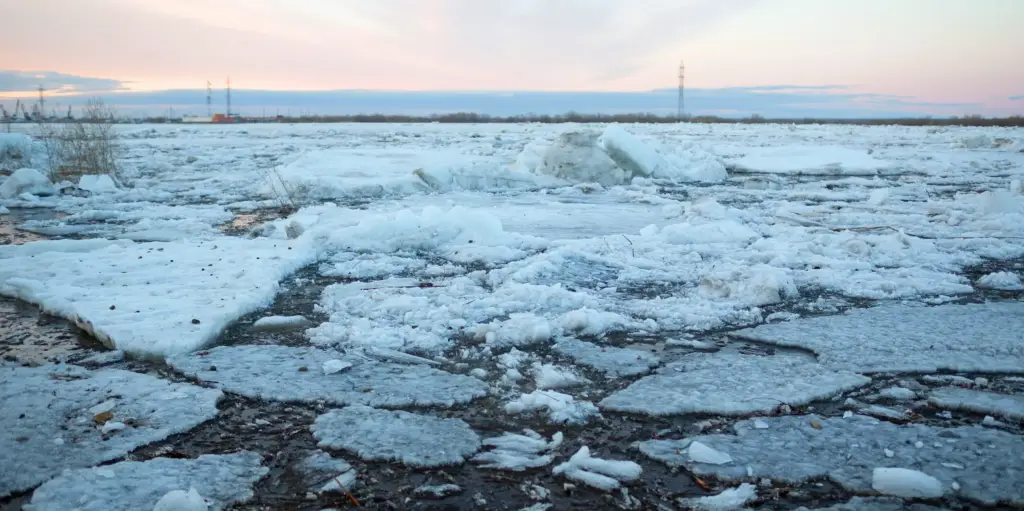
[1, 364, 221, 497]
[312, 405, 481, 467]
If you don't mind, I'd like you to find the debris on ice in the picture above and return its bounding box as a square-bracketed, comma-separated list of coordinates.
[312, 405, 481, 467]
[1, 364, 221, 497]
[24, 452, 266, 511]
[600, 352, 869, 416]
[167, 345, 487, 408]
[552, 446, 642, 491]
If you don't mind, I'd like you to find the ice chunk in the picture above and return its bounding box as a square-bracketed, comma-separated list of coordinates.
[552, 338, 660, 377]
[598, 125, 677, 180]
[638, 414, 1024, 506]
[295, 450, 357, 492]
[1, 364, 221, 497]
[697, 266, 798, 306]
[153, 488, 207, 511]
[0, 236, 318, 358]
[0, 205, 9, 215]
[77, 174, 118, 193]
[471, 430, 562, 471]
[686, 441, 733, 465]
[928, 387, 1024, 421]
[730, 146, 890, 175]
[0, 168, 56, 198]
[532, 131, 628, 186]
[533, 363, 587, 389]
[413, 484, 462, 499]
[168, 345, 487, 408]
[680, 483, 757, 510]
[251, 315, 313, 331]
[23, 452, 266, 511]
[312, 405, 480, 467]
[794, 496, 947, 510]
[732, 302, 1024, 373]
[321, 359, 352, 375]
[505, 390, 600, 424]
[872, 468, 944, 498]
[600, 352, 868, 416]
[878, 387, 916, 401]
[552, 446, 642, 491]
[976, 271, 1023, 291]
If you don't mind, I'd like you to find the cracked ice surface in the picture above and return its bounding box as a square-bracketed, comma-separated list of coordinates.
[24, 452, 267, 511]
[312, 405, 481, 467]
[795, 497, 947, 511]
[638, 414, 1024, 506]
[600, 352, 869, 416]
[552, 338, 660, 377]
[928, 387, 1024, 421]
[0, 364, 222, 497]
[167, 345, 488, 408]
[732, 302, 1024, 373]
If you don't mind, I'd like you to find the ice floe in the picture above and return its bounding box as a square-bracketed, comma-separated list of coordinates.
[1, 364, 221, 497]
[24, 452, 266, 511]
[167, 345, 488, 408]
[552, 338, 660, 377]
[928, 387, 1024, 421]
[312, 405, 480, 467]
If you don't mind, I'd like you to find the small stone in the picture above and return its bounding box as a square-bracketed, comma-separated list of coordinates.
[191, 318, 201, 325]
[298, 366, 308, 372]
[93, 411, 113, 424]
[109, 305, 116, 310]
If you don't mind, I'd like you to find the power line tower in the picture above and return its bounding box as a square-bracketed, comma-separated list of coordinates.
[226, 77, 232, 116]
[37, 84, 46, 121]
[677, 61, 685, 122]
[206, 80, 212, 116]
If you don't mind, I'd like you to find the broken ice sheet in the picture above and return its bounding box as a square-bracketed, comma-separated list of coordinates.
[794, 496, 948, 511]
[312, 405, 481, 467]
[471, 430, 563, 471]
[600, 352, 868, 416]
[552, 338, 660, 377]
[638, 414, 1024, 506]
[167, 345, 487, 408]
[732, 302, 1024, 373]
[552, 446, 642, 491]
[928, 387, 1024, 421]
[295, 450, 357, 492]
[24, 452, 267, 511]
[0, 364, 222, 497]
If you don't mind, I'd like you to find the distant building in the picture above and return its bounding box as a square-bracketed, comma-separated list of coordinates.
[181, 115, 214, 123]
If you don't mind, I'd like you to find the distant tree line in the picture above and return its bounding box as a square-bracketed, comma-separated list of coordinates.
[135, 111, 1024, 127]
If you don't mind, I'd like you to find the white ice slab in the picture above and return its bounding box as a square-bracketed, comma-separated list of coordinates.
[167, 345, 488, 408]
[0, 236, 318, 358]
[24, 452, 267, 511]
[928, 387, 1024, 421]
[600, 352, 869, 416]
[552, 446, 642, 491]
[312, 405, 480, 467]
[732, 302, 1024, 373]
[0, 168, 55, 198]
[1, 364, 221, 497]
[638, 414, 1024, 506]
[730, 146, 891, 175]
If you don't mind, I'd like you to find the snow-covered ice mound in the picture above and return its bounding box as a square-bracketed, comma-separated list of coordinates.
[732, 302, 1024, 373]
[312, 405, 481, 467]
[976, 271, 1023, 290]
[0, 236, 317, 358]
[0, 364, 222, 497]
[77, 174, 118, 193]
[0, 168, 56, 199]
[638, 414, 1024, 506]
[730, 145, 891, 175]
[927, 387, 1024, 421]
[167, 345, 488, 408]
[552, 446, 642, 491]
[552, 339, 660, 377]
[471, 430, 563, 471]
[600, 352, 869, 416]
[24, 452, 267, 511]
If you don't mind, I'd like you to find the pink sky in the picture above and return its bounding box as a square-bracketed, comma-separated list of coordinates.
[1, 0, 1022, 112]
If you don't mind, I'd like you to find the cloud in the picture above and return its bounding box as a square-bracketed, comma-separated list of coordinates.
[3, 84, 990, 119]
[1011, 95, 1024, 101]
[0, 70, 127, 94]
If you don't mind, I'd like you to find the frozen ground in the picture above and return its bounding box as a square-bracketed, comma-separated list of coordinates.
[1, 122, 1023, 509]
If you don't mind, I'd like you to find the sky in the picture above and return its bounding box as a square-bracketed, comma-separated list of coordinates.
[1, 0, 1022, 118]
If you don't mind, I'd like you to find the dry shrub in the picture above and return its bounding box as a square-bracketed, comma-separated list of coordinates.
[36, 98, 122, 184]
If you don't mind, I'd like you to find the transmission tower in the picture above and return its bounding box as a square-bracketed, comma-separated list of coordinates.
[677, 61, 685, 122]
[206, 80, 212, 116]
[226, 77, 232, 116]
[37, 84, 46, 121]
